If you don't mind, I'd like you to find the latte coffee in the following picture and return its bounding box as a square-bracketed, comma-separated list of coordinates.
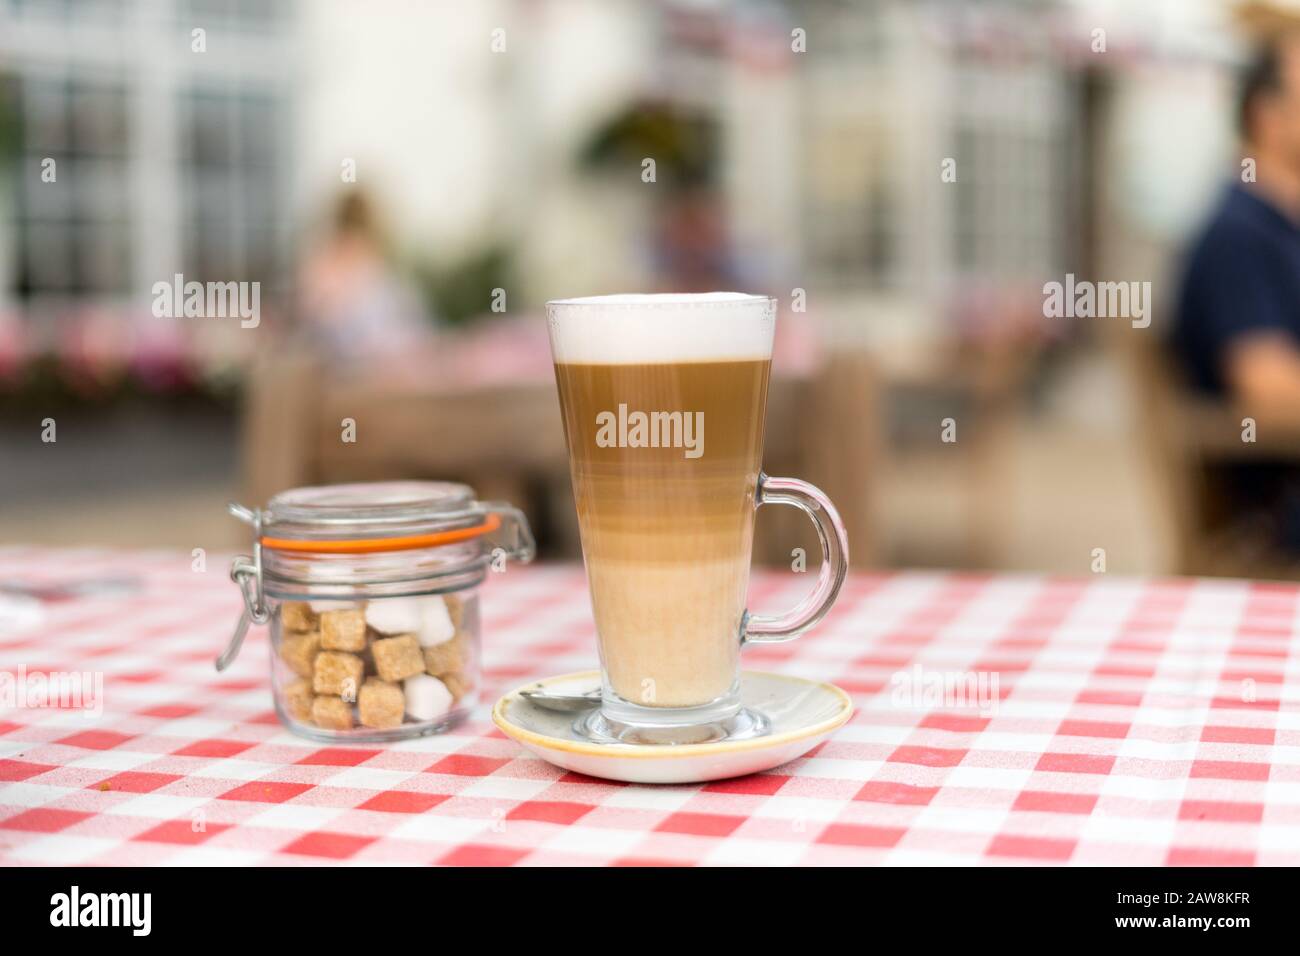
[548, 295, 774, 709]
[555, 358, 770, 707]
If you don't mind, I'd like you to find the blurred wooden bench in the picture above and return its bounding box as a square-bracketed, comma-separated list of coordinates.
[240, 351, 879, 567]
[1130, 337, 1300, 580]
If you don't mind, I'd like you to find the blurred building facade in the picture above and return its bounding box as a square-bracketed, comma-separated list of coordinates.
[0, 0, 1248, 332]
[0, 0, 295, 313]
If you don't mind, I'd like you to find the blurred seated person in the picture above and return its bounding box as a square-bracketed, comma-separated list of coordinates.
[297, 189, 434, 371]
[650, 186, 743, 292]
[1172, 33, 1300, 552]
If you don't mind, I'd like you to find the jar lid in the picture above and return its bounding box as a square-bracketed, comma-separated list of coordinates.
[216, 480, 535, 672]
[259, 481, 498, 554]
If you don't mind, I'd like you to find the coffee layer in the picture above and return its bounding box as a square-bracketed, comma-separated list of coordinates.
[554, 358, 771, 707]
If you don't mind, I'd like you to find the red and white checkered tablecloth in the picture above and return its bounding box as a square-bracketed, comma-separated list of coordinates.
[1, 546, 1298, 866]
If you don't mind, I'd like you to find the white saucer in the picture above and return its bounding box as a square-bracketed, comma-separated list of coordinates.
[492, 670, 853, 784]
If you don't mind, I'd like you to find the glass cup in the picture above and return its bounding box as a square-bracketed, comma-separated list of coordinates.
[545, 293, 849, 744]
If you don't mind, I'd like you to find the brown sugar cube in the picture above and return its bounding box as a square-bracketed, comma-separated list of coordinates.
[442, 671, 473, 704]
[423, 632, 468, 678]
[280, 630, 321, 679]
[358, 679, 405, 730]
[371, 634, 424, 682]
[362, 634, 379, 676]
[311, 695, 353, 731]
[280, 601, 317, 633]
[283, 678, 314, 722]
[445, 593, 464, 631]
[313, 651, 365, 699]
[320, 608, 367, 651]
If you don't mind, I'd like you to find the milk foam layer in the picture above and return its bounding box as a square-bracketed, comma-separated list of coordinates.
[546, 292, 775, 365]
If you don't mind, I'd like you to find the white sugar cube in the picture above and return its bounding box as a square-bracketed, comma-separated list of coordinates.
[418, 597, 456, 647]
[365, 597, 424, 635]
[404, 673, 453, 722]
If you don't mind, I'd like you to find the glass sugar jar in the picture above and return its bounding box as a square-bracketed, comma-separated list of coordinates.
[217, 481, 535, 742]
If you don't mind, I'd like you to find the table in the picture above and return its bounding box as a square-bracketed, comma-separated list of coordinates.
[0, 547, 1297, 866]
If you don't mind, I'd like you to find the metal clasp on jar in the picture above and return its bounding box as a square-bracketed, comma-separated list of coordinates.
[216, 503, 269, 672]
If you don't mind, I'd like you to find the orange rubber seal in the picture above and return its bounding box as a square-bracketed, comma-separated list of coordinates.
[260, 513, 501, 555]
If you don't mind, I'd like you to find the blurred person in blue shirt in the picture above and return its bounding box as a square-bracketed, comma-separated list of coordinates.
[1172, 34, 1300, 552]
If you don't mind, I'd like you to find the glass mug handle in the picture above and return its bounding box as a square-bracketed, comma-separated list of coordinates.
[741, 472, 850, 644]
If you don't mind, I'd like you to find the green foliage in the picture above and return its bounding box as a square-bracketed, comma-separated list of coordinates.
[0, 73, 20, 166]
[413, 243, 517, 328]
[578, 101, 718, 191]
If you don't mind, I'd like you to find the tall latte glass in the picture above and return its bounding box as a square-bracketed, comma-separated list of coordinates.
[547, 293, 849, 744]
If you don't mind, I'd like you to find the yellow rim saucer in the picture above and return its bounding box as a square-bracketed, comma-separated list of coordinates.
[492, 670, 854, 761]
